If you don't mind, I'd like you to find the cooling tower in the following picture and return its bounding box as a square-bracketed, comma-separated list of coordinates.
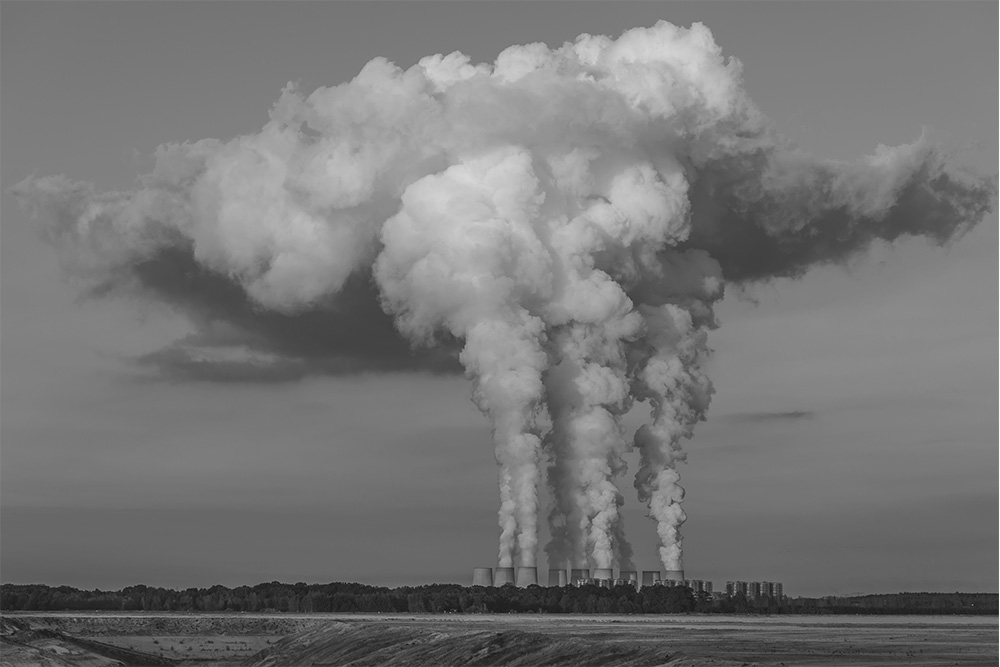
[620, 570, 638, 582]
[571, 568, 589, 583]
[663, 569, 685, 582]
[472, 567, 493, 587]
[515, 566, 538, 587]
[548, 569, 567, 587]
[494, 567, 516, 586]
[593, 567, 613, 582]
[641, 570, 661, 586]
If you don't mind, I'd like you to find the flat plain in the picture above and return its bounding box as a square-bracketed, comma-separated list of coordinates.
[2, 612, 996, 667]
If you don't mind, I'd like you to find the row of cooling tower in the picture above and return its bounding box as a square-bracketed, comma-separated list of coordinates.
[472, 567, 685, 588]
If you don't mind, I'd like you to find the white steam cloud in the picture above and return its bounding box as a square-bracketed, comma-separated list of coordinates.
[14, 21, 995, 573]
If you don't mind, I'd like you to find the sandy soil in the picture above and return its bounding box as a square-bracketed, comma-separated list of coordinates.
[85, 635, 275, 662]
[2, 612, 995, 667]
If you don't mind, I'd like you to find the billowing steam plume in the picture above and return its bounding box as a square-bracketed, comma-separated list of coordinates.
[14, 21, 995, 573]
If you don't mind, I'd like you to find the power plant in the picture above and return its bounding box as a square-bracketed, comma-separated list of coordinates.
[473, 565, 682, 589]
[726, 580, 783, 599]
[17, 14, 991, 617]
[592, 568, 613, 584]
[515, 566, 538, 587]
[472, 566, 784, 599]
[493, 567, 515, 587]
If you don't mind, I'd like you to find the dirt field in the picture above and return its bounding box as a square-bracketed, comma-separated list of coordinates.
[83, 636, 274, 663]
[2, 612, 996, 666]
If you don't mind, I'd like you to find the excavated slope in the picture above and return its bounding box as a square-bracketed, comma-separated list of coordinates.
[244, 621, 751, 667]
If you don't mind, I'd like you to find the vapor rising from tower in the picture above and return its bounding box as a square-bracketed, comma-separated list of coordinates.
[14, 21, 995, 574]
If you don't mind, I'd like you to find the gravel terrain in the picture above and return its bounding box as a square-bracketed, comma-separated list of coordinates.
[2, 612, 995, 666]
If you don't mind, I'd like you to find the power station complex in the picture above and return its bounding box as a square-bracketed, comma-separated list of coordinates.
[472, 567, 783, 599]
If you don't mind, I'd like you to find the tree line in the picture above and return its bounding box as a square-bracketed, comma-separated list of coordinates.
[1, 583, 993, 615]
[781, 592, 996, 615]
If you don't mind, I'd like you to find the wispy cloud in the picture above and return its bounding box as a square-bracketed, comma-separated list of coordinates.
[717, 410, 815, 424]
[134, 341, 461, 383]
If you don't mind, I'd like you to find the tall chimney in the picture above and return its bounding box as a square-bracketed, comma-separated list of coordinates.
[494, 567, 516, 586]
[515, 566, 538, 587]
[472, 567, 493, 587]
[641, 570, 661, 587]
[548, 569, 567, 587]
[570, 568, 589, 584]
[663, 569, 684, 582]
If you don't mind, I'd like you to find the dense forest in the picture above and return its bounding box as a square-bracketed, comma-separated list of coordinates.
[1, 583, 994, 615]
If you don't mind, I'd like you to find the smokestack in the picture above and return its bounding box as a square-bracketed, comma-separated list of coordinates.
[494, 567, 515, 586]
[663, 569, 684, 582]
[593, 567, 613, 582]
[472, 567, 493, 587]
[547, 569, 567, 587]
[641, 570, 661, 587]
[516, 566, 538, 587]
[571, 568, 589, 583]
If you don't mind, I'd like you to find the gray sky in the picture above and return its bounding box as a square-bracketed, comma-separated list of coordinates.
[1, 1, 996, 597]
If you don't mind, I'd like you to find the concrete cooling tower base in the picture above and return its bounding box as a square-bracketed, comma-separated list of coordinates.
[515, 567, 538, 587]
[480, 564, 683, 589]
[494, 567, 515, 586]
[472, 567, 493, 587]
[641, 570, 661, 586]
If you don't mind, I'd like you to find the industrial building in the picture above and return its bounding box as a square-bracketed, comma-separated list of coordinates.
[725, 580, 784, 599]
[472, 566, 782, 600]
[473, 566, 705, 592]
[687, 579, 712, 594]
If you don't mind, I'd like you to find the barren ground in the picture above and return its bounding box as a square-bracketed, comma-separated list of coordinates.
[2, 612, 995, 667]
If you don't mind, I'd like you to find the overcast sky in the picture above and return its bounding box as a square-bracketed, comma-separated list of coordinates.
[1, 1, 996, 597]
